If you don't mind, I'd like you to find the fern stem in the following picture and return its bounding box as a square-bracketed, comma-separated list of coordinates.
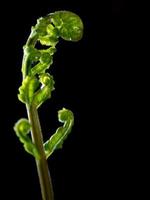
[27, 105, 54, 200]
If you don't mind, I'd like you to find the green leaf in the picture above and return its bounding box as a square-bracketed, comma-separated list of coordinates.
[44, 108, 74, 159]
[22, 46, 41, 78]
[31, 53, 53, 76]
[50, 11, 84, 41]
[18, 76, 40, 105]
[14, 119, 40, 159]
[39, 35, 58, 46]
[32, 73, 55, 108]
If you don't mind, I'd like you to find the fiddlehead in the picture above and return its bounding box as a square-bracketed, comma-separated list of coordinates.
[14, 10, 83, 158]
[14, 10, 83, 200]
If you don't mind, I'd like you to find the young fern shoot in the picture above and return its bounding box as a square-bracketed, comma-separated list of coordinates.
[14, 11, 83, 200]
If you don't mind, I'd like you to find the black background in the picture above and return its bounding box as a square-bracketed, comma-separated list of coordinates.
[0, 1, 145, 199]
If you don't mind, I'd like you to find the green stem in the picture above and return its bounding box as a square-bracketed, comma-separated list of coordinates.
[27, 105, 54, 200]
